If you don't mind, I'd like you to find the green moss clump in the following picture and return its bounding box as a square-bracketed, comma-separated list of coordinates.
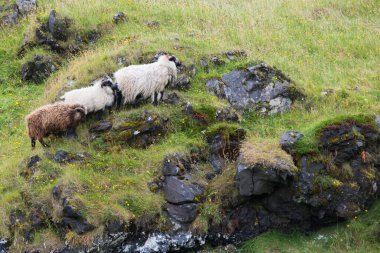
[294, 114, 377, 156]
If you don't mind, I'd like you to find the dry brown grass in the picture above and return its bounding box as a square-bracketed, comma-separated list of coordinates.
[240, 139, 298, 172]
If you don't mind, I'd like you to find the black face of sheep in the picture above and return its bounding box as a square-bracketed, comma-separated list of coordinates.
[169, 55, 182, 67]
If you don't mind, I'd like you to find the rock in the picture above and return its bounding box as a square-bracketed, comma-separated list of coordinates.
[210, 55, 225, 65]
[51, 150, 91, 164]
[172, 76, 191, 90]
[206, 62, 303, 114]
[165, 203, 199, 224]
[146, 20, 160, 28]
[84, 29, 100, 44]
[9, 209, 27, 227]
[162, 92, 180, 105]
[116, 55, 129, 66]
[103, 111, 168, 148]
[1, 5, 19, 26]
[16, 0, 37, 15]
[183, 102, 193, 115]
[205, 172, 216, 180]
[199, 58, 209, 69]
[215, 107, 240, 122]
[52, 185, 62, 200]
[62, 217, 95, 235]
[106, 219, 125, 234]
[280, 131, 304, 154]
[0, 238, 9, 253]
[47, 10, 71, 41]
[121, 232, 206, 253]
[19, 155, 41, 179]
[21, 55, 58, 83]
[375, 116, 380, 129]
[89, 121, 112, 134]
[206, 78, 225, 98]
[225, 49, 247, 61]
[206, 125, 246, 173]
[236, 164, 294, 196]
[320, 88, 335, 96]
[113, 12, 127, 23]
[62, 200, 95, 234]
[163, 176, 203, 204]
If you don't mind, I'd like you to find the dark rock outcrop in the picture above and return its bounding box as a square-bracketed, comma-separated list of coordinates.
[206, 125, 246, 174]
[19, 155, 41, 179]
[208, 117, 380, 244]
[102, 111, 168, 148]
[48, 10, 70, 41]
[206, 63, 303, 114]
[61, 199, 95, 234]
[21, 55, 58, 83]
[113, 12, 127, 23]
[50, 150, 91, 164]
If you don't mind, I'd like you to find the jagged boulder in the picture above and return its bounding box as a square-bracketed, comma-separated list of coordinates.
[206, 63, 303, 114]
[61, 199, 95, 234]
[21, 55, 58, 83]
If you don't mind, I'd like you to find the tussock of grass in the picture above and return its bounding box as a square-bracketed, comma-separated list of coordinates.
[240, 139, 298, 172]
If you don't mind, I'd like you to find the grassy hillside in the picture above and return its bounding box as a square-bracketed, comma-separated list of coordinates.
[0, 0, 379, 252]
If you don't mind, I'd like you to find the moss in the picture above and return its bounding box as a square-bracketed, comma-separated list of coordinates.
[294, 114, 377, 156]
[205, 122, 241, 140]
[314, 175, 343, 190]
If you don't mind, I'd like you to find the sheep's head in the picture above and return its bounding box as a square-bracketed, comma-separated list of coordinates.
[99, 76, 116, 95]
[73, 106, 86, 122]
[169, 55, 182, 67]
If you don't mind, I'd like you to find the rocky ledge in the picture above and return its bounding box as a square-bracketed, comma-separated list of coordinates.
[13, 116, 374, 253]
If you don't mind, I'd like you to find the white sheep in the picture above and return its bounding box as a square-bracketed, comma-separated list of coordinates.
[60, 76, 117, 114]
[114, 54, 177, 106]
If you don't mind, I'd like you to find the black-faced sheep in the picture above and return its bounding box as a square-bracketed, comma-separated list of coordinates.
[26, 103, 85, 148]
[60, 76, 118, 114]
[114, 54, 178, 107]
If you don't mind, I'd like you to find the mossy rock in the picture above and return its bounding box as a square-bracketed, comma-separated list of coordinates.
[103, 111, 169, 149]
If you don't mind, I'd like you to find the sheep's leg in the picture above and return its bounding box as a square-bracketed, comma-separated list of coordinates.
[158, 91, 164, 102]
[39, 138, 49, 148]
[94, 110, 103, 120]
[65, 127, 78, 139]
[31, 138, 36, 149]
[152, 92, 158, 106]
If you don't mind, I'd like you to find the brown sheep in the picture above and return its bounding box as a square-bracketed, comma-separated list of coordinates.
[26, 103, 86, 148]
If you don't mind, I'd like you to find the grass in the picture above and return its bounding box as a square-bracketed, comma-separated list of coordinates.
[0, 0, 379, 251]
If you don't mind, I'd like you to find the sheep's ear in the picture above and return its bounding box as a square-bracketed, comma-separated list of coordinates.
[168, 56, 176, 62]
